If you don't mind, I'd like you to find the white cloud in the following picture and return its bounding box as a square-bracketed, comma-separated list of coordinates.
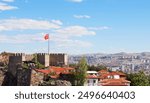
[50, 25, 110, 49]
[0, 19, 61, 31]
[51, 34, 92, 48]
[0, 2, 17, 11]
[56, 39, 92, 48]
[49, 25, 95, 48]
[0, 33, 92, 49]
[0, 33, 44, 43]
[67, 0, 83, 3]
[55, 25, 96, 37]
[51, 20, 63, 25]
[0, 25, 95, 49]
[74, 15, 91, 19]
[0, 19, 110, 53]
[2, 0, 14, 2]
[88, 26, 111, 30]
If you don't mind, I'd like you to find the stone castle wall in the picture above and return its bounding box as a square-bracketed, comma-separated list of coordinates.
[1, 53, 30, 86]
[7, 53, 68, 68]
[50, 53, 68, 66]
[16, 67, 32, 86]
[2, 53, 68, 86]
[8, 53, 25, 77]
[37, 53, 49, 67]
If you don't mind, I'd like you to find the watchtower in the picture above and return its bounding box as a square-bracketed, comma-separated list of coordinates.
[8, 53, 25, 77]
[50, 53, 68, 66]
[37, 53, 49, 67]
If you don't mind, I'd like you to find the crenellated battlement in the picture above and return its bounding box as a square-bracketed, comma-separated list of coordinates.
[8, 53, 68, 68]
[34, 53, 67, 56]
[36, 53, 49, 56]
[13, 53, 25, 56]
[50, 53, 66, 56]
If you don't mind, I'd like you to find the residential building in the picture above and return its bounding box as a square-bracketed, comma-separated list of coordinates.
[85, 71, 99, 86]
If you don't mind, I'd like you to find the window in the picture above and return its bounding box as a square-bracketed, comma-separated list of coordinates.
[93, 80, 96, 83]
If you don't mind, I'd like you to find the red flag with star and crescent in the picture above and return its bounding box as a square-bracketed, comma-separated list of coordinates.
[44, 34, 49, 40]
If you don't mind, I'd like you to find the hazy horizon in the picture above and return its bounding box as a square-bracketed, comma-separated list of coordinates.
[1, 51, 150, 55]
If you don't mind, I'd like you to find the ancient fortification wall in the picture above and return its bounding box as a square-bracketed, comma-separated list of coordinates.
[37, 53, 49, 67]
[2, 53, 31, 86]
[1, 53, 68, 86]
[50, 53, 68, 66]
[8, 53, 25, 77]
[36, 53, 68, 67]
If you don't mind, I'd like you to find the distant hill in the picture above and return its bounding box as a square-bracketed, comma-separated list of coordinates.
[69, 52, 150, 65]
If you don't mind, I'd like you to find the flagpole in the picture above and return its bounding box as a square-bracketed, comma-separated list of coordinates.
[48, 34, 50, 67]
[44, 34, 50, 67]
[48, 34, 49, 54]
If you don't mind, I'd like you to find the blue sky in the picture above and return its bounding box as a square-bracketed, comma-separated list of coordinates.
[0, 0, 150, 54]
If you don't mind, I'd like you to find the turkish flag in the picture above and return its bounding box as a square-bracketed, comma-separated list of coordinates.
[44, 34, 49, 40]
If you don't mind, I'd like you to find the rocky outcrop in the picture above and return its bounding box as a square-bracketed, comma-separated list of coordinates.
[39, 80, 72, 86]
[0, 68, 5, 85]
[0, 52, 14, 66]
[30, 70, 44, 86]
[2, 66, 32, 86]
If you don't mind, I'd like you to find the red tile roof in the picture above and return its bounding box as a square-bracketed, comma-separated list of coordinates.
[99, 71, 126, 79]
[100, 79, 130, 86]
[87, 75, 99, 79]
[99, 74, 110, 79]
[34, 66, 74, 75]
[98, 70, 108, 74]
[34, 66, 75, 79]
[102, 84, 128, 86]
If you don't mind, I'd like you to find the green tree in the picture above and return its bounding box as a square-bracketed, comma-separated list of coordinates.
[88, 65, 96, 71]
[87, 65, 107, 71]
[127, 71, 150, 86]
[96, 65, 107, 71]
[69, 63, 78, 68]
[148, 75, 150, 85]
[33, 54, 45, 69]
[75, 57, 88, 86]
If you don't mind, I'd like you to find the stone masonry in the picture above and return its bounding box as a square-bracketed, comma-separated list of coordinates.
[50, 53, 68, 66]
[2, 53, 68, 86]
[37, 53, 49, 67]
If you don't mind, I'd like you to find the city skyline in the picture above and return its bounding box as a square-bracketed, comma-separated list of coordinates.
[0, 0, 150, 54]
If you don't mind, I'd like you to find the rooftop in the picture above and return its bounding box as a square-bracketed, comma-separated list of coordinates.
[87, 71, 98, 74]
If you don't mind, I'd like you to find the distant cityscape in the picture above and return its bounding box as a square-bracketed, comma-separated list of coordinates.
[0, 52, 150, 86]
[69, 52, 150, 75]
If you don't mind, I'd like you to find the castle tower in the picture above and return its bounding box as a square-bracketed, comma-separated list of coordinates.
[37, 53, 49, 67]
[2, 53, 26, 86]
[50, 53, 68, 66]
[8, 53, 25, 77]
